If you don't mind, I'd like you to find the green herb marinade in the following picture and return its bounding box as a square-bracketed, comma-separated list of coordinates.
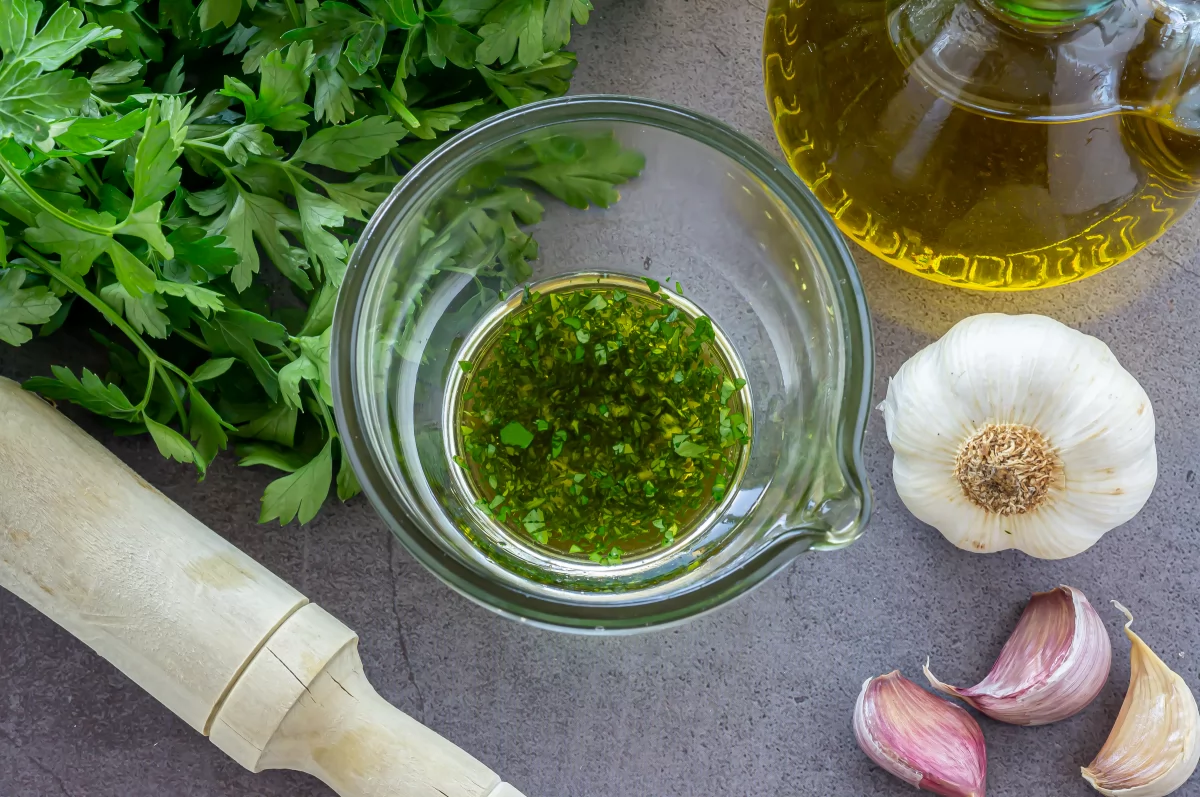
[454, 279, 750, 565]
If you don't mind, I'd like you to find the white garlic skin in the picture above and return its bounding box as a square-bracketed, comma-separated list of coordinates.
[881, 313, 1157, 559]
[925, 586, 1111, 726]
[1082, 604, 1200, 797]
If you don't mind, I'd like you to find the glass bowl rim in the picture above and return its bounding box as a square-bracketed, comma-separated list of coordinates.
[331, 94, 875, 633]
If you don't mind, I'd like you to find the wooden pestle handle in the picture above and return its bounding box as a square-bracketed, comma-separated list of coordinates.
[0, 377, 523, 797]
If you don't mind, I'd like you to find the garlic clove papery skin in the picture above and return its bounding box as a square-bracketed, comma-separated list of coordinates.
[1082, 603, 1200, 797]
[881, 313, 1157, 559]
[924, 586, 1111, 726]
[854, 671, 988, 797]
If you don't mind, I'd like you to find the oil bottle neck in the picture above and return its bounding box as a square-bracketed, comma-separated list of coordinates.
[981, 0, 1118, 25]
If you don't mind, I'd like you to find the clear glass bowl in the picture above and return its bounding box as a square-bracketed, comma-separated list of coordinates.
[331, 96, 873, 632]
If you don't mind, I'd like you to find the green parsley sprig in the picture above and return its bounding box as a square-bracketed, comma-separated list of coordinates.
[0, 0, 625, 525]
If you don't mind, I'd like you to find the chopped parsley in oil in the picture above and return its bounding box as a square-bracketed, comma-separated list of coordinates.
[455, 281, 750, 565]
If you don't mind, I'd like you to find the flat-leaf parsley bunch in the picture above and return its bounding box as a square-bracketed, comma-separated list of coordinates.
[0, 0, 631, 524]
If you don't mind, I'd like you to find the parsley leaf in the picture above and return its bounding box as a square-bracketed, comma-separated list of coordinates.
[23, 365, 138, 419]
[296, 329, 333, 403]
[477, 52, 577, 108]
[3, 3, 121, 70]
[198, 0, 243, 31]
[499, 421, 534, 448]
[293, 184, 347, 277]
[101, 282, 170, 338]
[672, 433, 709, 459]
[131, 100, 185, 212]
[313, 64, 355, 124]
[107, 239, 159, 297]
[0, 60, 91, 146]
[146, 417, 205, 474]
[522, 508, 545, 535]
[290, 115, 408, 171]
[278, 349, 318, 408]
[336, 440, 361, 500]
[223, 124, 282, 165]
[259, 437, 334, 524]
[477, 0, 544, 68]
[0, 268, 59, 344]
[222, 42, 313, 131]
[237, 442, 309, 471]
[188, 385, 233, 466]
[0, 0, 618, 526]
[236, 403, 298, 446]
[542, 0, 590, 50]
[155, 280, 225, 316]
[196, 309, 287, 399]
[89, 60, 142, 86]
[364, 0, 423, 26]
[323, 173, 396, 222]
[191, 357, 237, 382]
[429, 0, 499, 26]
[515, 132, 646, 209]
[221, 190, 310, 291]
[344, 17, 386, 74]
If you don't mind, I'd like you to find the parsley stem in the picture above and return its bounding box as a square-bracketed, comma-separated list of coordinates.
[173, 328, 211, 352]
[185, 143, 243, 186]
[183, 139, 225, 152]
[276, 157, 332, 189]
[284, 171, 303, 196]
[373, 87, 420, 127]
[67, 157, 104, 201]
[0, 150, 114, 236]
[158, 368, 190, 434]
[158, 358, 196, 384]
[84, 160, 104, 191]
[17, 244, 140, 349]
[283, 0, 303, 26]
[135, 360, 158, 413]
[309, 380, 335, 437]
[186, 130, 235, 144]
[21, 241, 191, 431]
[190, 137, 339, 196]
[16, 244, 193, 392]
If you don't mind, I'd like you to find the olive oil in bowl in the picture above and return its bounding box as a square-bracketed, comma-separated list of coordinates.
[444, 273, 752, 568]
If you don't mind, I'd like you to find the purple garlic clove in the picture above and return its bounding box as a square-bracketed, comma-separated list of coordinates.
[854, 670, 988, 797]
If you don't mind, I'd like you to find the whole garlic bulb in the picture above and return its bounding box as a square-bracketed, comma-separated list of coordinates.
[881, 314, 1156, 559]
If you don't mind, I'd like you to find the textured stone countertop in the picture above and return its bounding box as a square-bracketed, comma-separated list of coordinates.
[4, 1, 1200, 796]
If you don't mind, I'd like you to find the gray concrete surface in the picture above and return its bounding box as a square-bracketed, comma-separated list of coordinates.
[3, 1, 1200, 795]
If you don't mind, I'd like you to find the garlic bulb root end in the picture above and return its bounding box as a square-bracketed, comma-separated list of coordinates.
[881, 313, 1157, 559]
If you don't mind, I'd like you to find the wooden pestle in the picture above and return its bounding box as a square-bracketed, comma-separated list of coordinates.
[0, 377, 524, 797]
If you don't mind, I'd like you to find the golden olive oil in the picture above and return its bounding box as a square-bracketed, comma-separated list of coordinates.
[763, 0, 1200, 290]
